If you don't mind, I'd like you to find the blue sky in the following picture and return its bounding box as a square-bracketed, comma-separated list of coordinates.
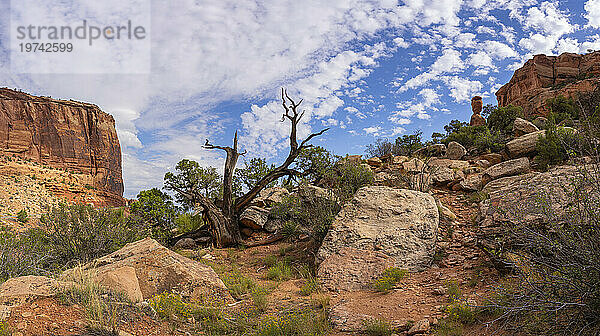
[1, 0, 600, 197]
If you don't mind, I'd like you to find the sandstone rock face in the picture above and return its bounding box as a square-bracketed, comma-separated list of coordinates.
[446, 141, 466, 160]
[64, 238, 231, 301]
[482, 157, 530, 184]
[0, 88, 124, 206]
[478, 165, 582, 251]
[317, 186, 438, 290]
[513, 117, 539, 136]
[496, 52, 600, 117]
[0, 276, 71, 307]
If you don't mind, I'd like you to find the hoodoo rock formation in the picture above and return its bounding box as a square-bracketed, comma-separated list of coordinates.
[0, 88, 124, 206]
[496, 51, 600, 117]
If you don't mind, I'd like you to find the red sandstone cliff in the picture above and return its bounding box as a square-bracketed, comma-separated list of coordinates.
[0, 88, 124, 206]
[496, 51, 600, 117]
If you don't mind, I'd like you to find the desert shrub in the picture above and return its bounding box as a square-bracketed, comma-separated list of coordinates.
[473, 127, 504, 153]
[17, 209, 28, 223]
[266, 260, 294, 282]
[255, 308, 329, 336]
[0, 228, 50, 282]
[483, 164, 600, 334]
[60, 266, 128, 334]
[220, 267, 257, 299]
[0, 321, 10, 336]
[392, 130, 425, 156]
[174, 212, 205, 234]
[366, 138, 395, 157]
[321, 160, 374, 201]
[363, 319, 393, 336]
[486, 105, 523, 135]
[372, 267, 407, 293]
[40, 204, 143, 269]
[269, 194, 340, 245]
[251, 286, 269, 312]
[534, 123, 582, 170]
[149, 291, 193, 320]
[366, 131, 424, 157]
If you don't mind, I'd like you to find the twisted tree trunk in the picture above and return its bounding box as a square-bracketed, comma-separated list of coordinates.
[198, 89, 328, 247]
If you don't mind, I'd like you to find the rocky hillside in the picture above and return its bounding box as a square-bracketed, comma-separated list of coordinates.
[0, 88, 124, 206]
[496, 51, 600, 117]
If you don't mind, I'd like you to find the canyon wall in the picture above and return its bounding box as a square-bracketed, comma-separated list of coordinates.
[496, 51, 600, 116]
[0, 88, 124, 206]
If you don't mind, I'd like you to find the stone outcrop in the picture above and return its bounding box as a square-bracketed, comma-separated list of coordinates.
[513, 117, 539, 136]
[469, 96, 486, 126]
[506, 127, 574, 158]
[446, 141, 466, 160]
[496, 52, 600, 117]
[317, 186, 438, 291]
[240, 206, 270, 230]
[478, 165, 584, 252]
[0, 88, 124, 206]
[482, 157, 530, 185]
[63, 238, 231, 302]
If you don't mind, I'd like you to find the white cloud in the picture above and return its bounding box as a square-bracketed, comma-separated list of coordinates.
[585, 0, 600, 28]
[442, 76, 483, 102]
[393, 37, 410, 48]
[398, 49, 463, 92]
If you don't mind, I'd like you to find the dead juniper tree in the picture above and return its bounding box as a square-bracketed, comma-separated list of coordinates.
[165, 89, 328, 247]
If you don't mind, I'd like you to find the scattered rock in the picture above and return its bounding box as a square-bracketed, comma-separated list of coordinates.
[0, 276, 71, 307]
[506, 130, 545, 158]
[414, 144, 446, 157]
[254, 187, 290, 207]
[482, 157, 530, 185]
[343, 155, 362, 164]
[408, 319, 430, 335]
[96, 266, 143, 302]
[403, 158, 426, 173]
[317, 186, 439, 290]
[366, 157, 383, 168]
[478, 153, 503, 165]
[295, 184, 337, 203]
[460, 173, 483, 191]
[240, 206, 270, 230]
[446, 141, 466, 160]
[329, 302, 411, 333]
[63, 238, 231, 302]
[513, 117, 539, 136]
[173, 238, 197, 250]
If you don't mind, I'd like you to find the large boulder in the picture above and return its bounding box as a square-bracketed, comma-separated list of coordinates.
[63, 238, 231, 302]
[478, 165, 583, 252]
[446, 141, 467, 160]
[513, 117, 539, 136]
[414, 144, 446, 157]
[254, 187, 290, 207]
[506, 130, 546, 158]
[317, 186, 438, 291]
[295, 184, 336, 203]
[240, 206, 270, 230]
[459, 173, 483, 191]
[482, 157, 530, 184]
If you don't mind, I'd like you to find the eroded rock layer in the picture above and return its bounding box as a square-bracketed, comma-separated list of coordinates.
[0, 88, 124, 206]
[496, 51, 600, 117]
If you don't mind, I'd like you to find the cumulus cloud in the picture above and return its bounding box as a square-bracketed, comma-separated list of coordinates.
[585, 0, 600, 28]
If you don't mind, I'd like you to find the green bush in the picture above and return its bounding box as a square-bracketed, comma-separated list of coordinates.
[372, 267, 408, 293]
[294, 146, 335, 184]
[366, 130, 424, 157]
[322, 160, 374, 201]
[534, 124, 581, 170]
[486, 105, 523, 135]
[0, 228, 49, 282]
[17, 209, 28, 223]
[363, 318, 393, 336]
